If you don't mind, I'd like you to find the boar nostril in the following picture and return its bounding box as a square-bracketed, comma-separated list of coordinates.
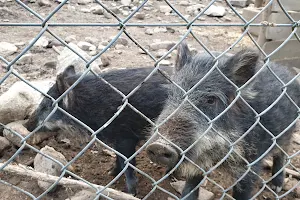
[146, 142, 179, 167]
[163, 153, 172, 158]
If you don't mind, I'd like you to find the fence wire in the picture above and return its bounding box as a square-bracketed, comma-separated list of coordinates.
[0, 0, 300, 199]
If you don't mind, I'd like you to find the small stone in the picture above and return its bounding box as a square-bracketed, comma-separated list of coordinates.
[91, 5, 104, 15]
[0, 136, 10, 153]
[153, 27, 168, 33]
[204, 5, 226, 17]
[110, 7, 120, 14]
[121, 0, 131, 6]
[97, 44, 106, 51]
[179, 1, 189, 6]
[34, 146, 73, 190]
[30, 36, 49, 48]
[101, 41, 109, 46]
[14, 42, 25, 47]
[65, 35, 76, 43]
[77, 0, 92, 5]
[101, 55, 110, 67]
[229, 0, 250, 7]
[170, 181, 214, 200]
[224, 16, 232, 21]
[38, 0, 51, 6]
[103, 10, 111, 19]
[160, 60, 171, 66]
[115, 44, 124, 50]
[150, 41, 176, 51]
[160, 5, 172, 13]
[16, 53, 33, 65]
[77, 41, 96, 51]
[0, 42, 18, 56]
[47, 40, 63, 48]
[80, 8, 91, 13]
[3, 121, 57, 148]
[294, 134, 300, 145]
[156, 49, 172, 59]
[44, 61, 57, 69]
[167, 27, 176, 33]
[115, 50, 122, 54]
[122, 10, 129, 16]
[135, 13, 145, 20]
[145, 28, 154, 35]
[110, 36, 129, 46]
[143, 6, 152, 11]
[283, 178, 298, 191]
[88, 45, 96, 51]
[85, 37, 99, 46]
[185, 4, 203, 15]
[89, 50, 97, 56]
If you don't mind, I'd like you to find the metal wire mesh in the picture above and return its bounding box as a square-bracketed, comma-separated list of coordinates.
[0, 0, 299, 199]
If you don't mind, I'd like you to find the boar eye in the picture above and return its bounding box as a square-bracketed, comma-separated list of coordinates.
[206, 96, 216, 105]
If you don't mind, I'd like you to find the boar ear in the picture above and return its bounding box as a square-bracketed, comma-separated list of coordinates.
[56, 65, 75, 94]
[225, 49, 260, 86]
[175, 41, 192, 71]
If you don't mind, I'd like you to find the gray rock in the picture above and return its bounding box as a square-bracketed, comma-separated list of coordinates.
[293, 132, 300, 145]
[30, 36, 49, 48]
[16, 53, 33, 65]
[110, 7, 120, 14]
[97, 44, 106, 51]
[91, 5, 104, 15]
[77, 0, 92, 5]
[121, 10, 129, 16]
[14, 42, 26, 47]
[204, 5, 226, 17]
[0, 42, 18, 57]
[159, 60, 172, 66]
[0, 136, 10, 153]
[170, 181, 214, 200]
[44, 60, 57, 69]
[0, 80, 54, 125]
[150, 41, 176, 51]
[179, 1, 189, 6]
[103, 10, 111, 19]
[153, 27, 168, 33]
[159, 5, 172, 13]
[3, 121, 57, 148]
[135, 13, 145, 20]
[109, 36, 129, 46]
[65, 35, 77, 43]
[230, 0, 250, 7]
[101, 55, 110, 67]
[89, 50, 97, 56]
[121, 0, 131, 6]
[56, 43, 102, 76]
[34, 146, 72, 190]
[65, 190, 96, 200]
[145, 28, 154, 35]
[77, 41, 96, 51]
[84, 37, 99, 46]
[283, 178, 298, 191]
[80, 8, 91, 13]
[155, 49, 171, 59]
[185, 4, 203, 15]
[115, 44, 125, 50]
[38, 0, 51, 6]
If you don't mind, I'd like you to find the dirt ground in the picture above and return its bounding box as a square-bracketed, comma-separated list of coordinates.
[0, 0, 299, 200]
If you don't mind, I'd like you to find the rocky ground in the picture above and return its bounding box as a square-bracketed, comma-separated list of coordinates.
[0, 0, 300, 199]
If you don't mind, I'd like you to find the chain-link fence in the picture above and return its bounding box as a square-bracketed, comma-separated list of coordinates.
[0, 0, 299, 199]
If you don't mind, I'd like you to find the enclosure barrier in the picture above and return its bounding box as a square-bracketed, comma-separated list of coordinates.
[0, 0, 299, 199]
